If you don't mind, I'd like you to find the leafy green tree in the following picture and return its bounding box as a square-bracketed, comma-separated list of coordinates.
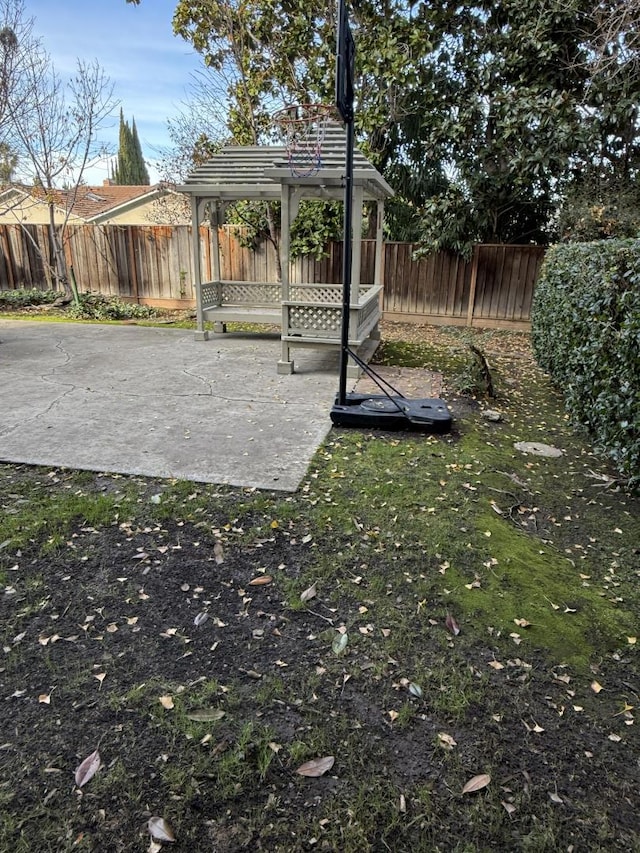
[397, 0, 601, 254]
[113, 109, 150, 184]
[171, 0, 640, 254]
[130, 117, 149, 183]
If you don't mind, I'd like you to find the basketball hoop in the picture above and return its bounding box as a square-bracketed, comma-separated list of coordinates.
[272, 103, 335, 177]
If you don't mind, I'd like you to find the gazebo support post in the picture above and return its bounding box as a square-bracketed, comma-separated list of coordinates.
[277, 184, 294, 373]
[209, 202, 225, 334]
[371, 199, 384, 342]
[192, 196, 208, 341]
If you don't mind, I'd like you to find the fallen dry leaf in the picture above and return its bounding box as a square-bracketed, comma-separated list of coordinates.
[249, 575, 272, 586]
[332, 632, 348, 654]
[213, 542, 224, 565]
[501, 801, 516, 815]
[159, 695, 175, 710]
[148, 816, 176, 843]
[462, 773, 491, 794]
[437, 732, 457, 750]
[186, 708, 225, 722]
[295, 756, 335, 777]
[74, 749, 101, 788]
[445, 613, 460, 636]
[591, 681, 603, 694]
[300, 582, 317, 603]
[514, 618, 531, 628]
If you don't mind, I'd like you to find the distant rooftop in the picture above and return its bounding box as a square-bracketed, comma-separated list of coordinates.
[3, 181, 177, 222]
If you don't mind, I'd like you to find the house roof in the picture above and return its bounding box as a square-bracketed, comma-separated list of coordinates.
[178, 122, 394, 202]
[0, 183, 178, 223]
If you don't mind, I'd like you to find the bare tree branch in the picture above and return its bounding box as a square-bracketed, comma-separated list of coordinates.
[0, 0, 118, 292]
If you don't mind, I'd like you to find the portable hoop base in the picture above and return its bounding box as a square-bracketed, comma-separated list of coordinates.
[330, 393, 452, 432]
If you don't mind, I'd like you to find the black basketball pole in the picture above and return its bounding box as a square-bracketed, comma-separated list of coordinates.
[338, 113, 354, 406]
[337, 0, 355, 407]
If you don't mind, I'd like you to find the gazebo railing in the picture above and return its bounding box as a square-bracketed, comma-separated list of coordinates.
[200, 280, 375, 309]
[201, 280, 281, 308]
[282, 284, 381, 345]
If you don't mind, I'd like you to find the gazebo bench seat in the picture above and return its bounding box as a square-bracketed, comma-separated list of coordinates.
[202, 305, 282, 325]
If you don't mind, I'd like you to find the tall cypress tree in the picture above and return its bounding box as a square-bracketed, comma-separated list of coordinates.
[113, 110, 150, 185]
[130, 118, 150, 184]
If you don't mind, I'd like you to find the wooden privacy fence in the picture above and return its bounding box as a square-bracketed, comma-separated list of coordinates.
[383, 242, 545, 328]
[0, 224, 545, 328]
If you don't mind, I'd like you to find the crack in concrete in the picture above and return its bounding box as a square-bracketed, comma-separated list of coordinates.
[0, 338, 79, 438]
[181, 366, 215, 395]
[180, 366, 295, 405]
[0, 383, 77, 438]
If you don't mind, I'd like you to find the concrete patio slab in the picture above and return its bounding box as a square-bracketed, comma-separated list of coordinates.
[0, 321, 344, 491]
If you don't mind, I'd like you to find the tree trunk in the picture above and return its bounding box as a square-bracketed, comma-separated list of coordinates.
[48, 201, 70, 293]
[266, 202, 282, 281]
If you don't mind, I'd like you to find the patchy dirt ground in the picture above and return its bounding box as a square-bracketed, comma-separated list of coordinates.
[1, 321, 639, 852]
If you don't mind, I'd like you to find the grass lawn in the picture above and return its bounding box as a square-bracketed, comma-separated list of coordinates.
[1, 316, 639, 852]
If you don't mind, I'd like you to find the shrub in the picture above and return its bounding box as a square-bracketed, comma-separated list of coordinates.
[557, 177, 640, 243]
[68, 293, 159, 321]
[0, 288, 59, 308]
[532, 240, 640, 484]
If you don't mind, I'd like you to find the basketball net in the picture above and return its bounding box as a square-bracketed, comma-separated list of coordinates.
[272, 104, 335, 177]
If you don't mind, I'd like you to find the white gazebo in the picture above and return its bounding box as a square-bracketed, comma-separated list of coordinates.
[178, 122, 394, 375]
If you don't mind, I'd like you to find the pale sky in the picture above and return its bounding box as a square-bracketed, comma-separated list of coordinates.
[23, 0, 206, 184]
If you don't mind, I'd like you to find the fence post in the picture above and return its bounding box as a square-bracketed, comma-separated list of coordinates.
[1, 226, 15, 289]
[466, 245, 479, 327]
[126, 227, 140, 303]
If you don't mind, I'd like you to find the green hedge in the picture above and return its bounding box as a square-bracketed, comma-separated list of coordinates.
[531, 240, 640, 484]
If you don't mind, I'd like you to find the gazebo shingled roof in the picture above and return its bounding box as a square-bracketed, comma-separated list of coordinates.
[178, 122, 394, 202]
